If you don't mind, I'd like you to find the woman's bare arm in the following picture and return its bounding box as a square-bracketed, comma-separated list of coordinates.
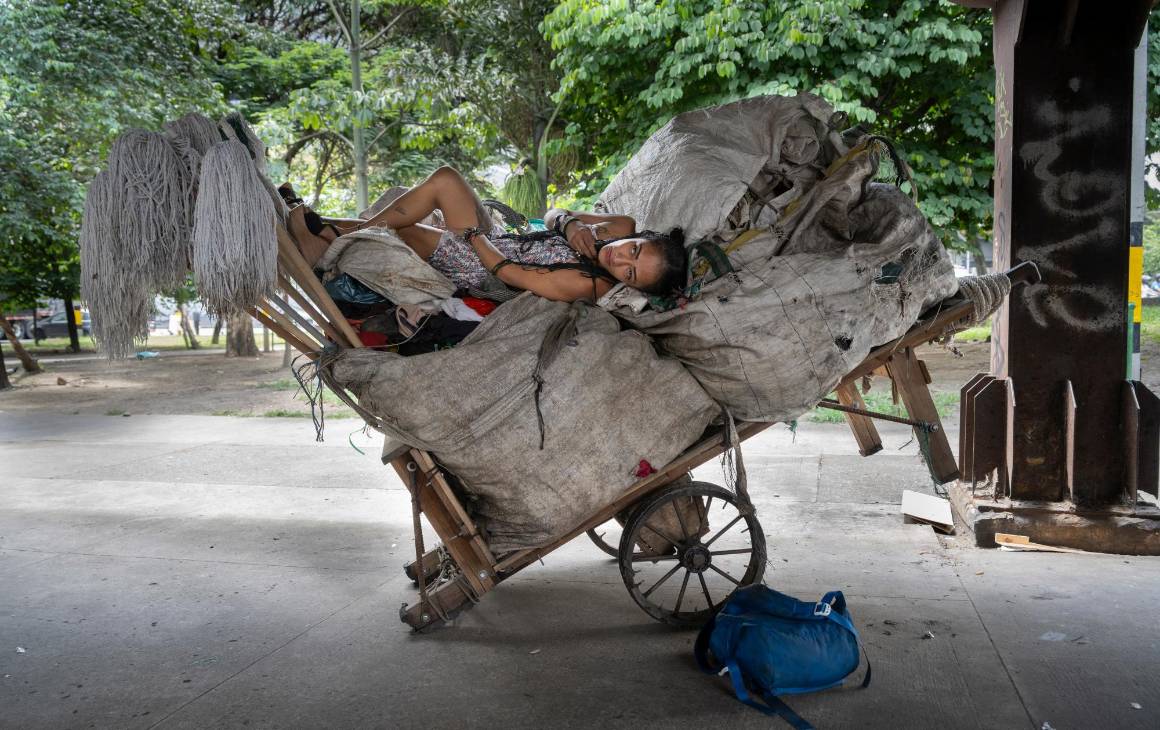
[544, 208, 636, 259]
[465, 230, 613, 302]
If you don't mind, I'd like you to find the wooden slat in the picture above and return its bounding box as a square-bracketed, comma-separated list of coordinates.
[389, 453, 493, 596]
[885, 346, 959, 483]
[1063, 380, 1077, 502]
[246, 307, 317, 359]
[259, 300, 323, 351]
[835, 383, 883, 456]
[277, 271, 346, 346]
[970, 377, 1007, 486]
[411, 450, 498, 569]
[1133, 381, 1160, 499]
[1001, 378, 1016, 499]
[842, 299, 976, 385]
[275, 227, 363, 347]
[958, 373, 990, 482]
[266, 292, 327, 344]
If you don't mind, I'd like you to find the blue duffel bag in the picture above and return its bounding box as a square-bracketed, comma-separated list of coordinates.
[694, 585, 871, 729]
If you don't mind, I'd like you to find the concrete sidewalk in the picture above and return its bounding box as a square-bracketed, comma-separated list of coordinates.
[1, 412, 1157, 729]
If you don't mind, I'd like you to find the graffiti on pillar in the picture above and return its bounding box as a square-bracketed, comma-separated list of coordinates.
[1016, 98, 1122, 332]
[995, 71, 1012, 142]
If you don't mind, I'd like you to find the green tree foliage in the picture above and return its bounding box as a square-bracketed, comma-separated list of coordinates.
[0, 0, 227, 308]
[544, 0, 995, 244]
[221, 0, 501, 216]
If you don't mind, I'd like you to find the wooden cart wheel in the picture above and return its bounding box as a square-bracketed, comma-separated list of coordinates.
[618, 481, 765, 628]
[586, 523, 621, 558]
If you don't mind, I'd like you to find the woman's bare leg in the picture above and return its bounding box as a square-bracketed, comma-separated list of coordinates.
[394, 224, 444, 260]
[361, 166, 488, 233]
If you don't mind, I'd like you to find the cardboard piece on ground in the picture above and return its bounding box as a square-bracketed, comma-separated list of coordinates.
[995, 533, 1090, 554]
[901, 489, 955, 534]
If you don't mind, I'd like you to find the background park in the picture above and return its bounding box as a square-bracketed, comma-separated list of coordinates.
[3, 0, 1158, 409]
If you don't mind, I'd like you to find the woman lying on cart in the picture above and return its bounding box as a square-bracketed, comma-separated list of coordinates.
[286, 166, 687, 302]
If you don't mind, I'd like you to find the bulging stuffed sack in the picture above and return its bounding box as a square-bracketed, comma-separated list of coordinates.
[326, 294, 719, 553]
[608, 184, 959, 423]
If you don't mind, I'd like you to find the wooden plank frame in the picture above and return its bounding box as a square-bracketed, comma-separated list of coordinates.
[835, 383, 883, 457]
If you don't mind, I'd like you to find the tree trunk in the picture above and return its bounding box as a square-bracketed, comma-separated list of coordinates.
[350, 0, 369, 212]
[211, 318, 223, 345]
[178, 304, 201, 350]
[0, 338, 11, 390]
[64, 296, 80, 353]
[0, 313, 42, 373]
[225, 311, 259, 357]
[282, 338, 292, 367]
[971, 249, 989, 275]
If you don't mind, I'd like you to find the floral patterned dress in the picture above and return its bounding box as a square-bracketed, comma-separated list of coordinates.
[427, 229, 580, 290]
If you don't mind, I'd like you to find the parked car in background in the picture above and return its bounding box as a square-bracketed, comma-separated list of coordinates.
[34, 310, 91, 339]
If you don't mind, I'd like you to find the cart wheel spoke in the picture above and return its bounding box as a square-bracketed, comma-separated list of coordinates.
[643, 563, 683, 598]
[619, 481, 767, 628]
[674, 570, 691, 615]
[704, 514, 743, 547]
[698, 571, 714, 608]
[672, 500, 691, 540]
[708, 563, 742, 586]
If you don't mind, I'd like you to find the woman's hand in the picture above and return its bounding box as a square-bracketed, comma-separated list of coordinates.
[565, 221, 599, 260]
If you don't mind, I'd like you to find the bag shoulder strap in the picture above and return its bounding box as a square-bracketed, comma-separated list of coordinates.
[693, 613, 719, 673]
[722, 660, 815, 730]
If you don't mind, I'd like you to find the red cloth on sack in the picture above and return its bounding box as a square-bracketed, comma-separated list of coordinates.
[461, 297, 497, 317]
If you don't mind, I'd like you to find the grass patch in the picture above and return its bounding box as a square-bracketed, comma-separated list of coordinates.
[2, 332, 289, 356]
[258, 378, 300, 391]
[953, 320, 992, 343]
[1142, 304, 1160, 345]
[805, 389, 959, 423]
[104, 409, 126, 416]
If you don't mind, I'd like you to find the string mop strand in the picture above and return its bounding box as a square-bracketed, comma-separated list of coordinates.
[107, 129, 193, 290]
[192, 140, 279, 316]
[80, 170, 152, 359]
[218, 112, 287, 222]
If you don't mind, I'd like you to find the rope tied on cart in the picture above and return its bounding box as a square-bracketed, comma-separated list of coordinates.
[956, 272, 1012, 326]
[721, 409, 755, 515]
[531, 302, 584, 449]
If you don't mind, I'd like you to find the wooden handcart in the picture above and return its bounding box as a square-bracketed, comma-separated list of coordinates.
[254, 217, 1036, 631]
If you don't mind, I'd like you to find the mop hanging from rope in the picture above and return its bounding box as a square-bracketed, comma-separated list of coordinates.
[106, 129, 193, 290]
[80, 170, 152, 359]
[192, 139, 278, 315]
[162, 112, 221, 196]
[218, 112, 287, 222]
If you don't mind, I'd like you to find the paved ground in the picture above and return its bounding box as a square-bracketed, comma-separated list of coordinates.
[2, 411, 1159, 729]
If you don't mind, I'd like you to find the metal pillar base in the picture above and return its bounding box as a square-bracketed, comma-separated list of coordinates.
[948, 481, 1160, 555]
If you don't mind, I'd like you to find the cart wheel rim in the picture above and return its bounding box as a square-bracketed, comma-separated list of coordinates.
[585, 526, 619, 558]
[618, 481, 766, 628]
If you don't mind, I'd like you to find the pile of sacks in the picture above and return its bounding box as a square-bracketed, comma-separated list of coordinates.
[325, 93, 959, 552]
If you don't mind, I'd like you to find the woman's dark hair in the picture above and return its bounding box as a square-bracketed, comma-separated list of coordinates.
[632, 228, 686, 296]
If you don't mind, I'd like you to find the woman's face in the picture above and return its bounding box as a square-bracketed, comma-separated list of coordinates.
[598, 238, 664, 289]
